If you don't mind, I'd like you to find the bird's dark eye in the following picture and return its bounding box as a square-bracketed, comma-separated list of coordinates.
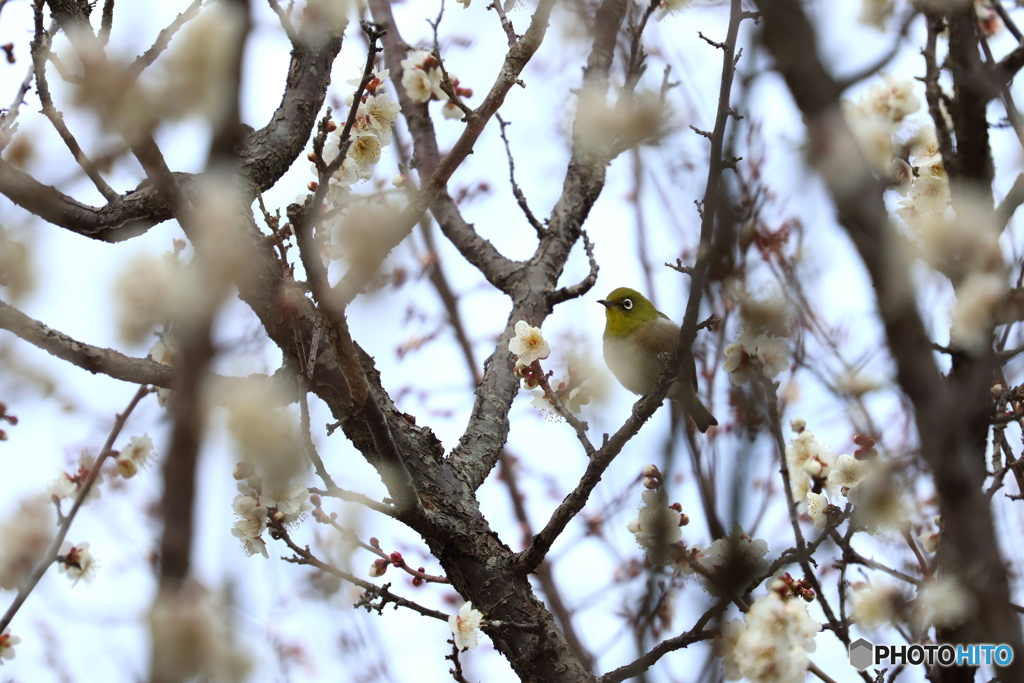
[622, 299, 633, 310]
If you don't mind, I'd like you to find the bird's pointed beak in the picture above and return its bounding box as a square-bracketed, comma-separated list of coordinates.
[597, 299, 612, 308]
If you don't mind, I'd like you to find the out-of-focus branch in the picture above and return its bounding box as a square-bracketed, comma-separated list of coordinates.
[753, 2, 1024, 679]
[0, 13, 341, 243]
[0, 385, 151, 633]
[99, 0, 114, 45]
[997, 173, 1024, 231]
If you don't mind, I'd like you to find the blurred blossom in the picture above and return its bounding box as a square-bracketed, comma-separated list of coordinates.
[626, 485, 684, 566]
[0, 230, 33, 301]
[226, 381, 306, 492]
[859, 0, 894, 28]
[0, 497, 53, 590]
[728, 284, 792, 338]
[330, 198, 408, 276]
[150, 336, 180, 408]
[915, 576, 973, 630]
[575, 87, 668, 153]
[114, 251, 190, 345]
[850, 580, 904, 627]
[301, 0, 351, 45]
[160, 3, 246, 127]
[951, 271, 1006, 354]
[719, 591, 820, 683]
[149, 582, 252, 683]
[683, 526, 769, 597]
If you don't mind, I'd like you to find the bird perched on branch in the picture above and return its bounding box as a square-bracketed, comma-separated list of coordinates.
[598, 287, 717, 432]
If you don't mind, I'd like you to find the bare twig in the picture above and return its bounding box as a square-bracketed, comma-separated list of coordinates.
[496, 114, 545, 235]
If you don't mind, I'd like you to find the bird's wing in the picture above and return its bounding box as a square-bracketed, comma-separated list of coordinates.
[631, 317, 698, 391]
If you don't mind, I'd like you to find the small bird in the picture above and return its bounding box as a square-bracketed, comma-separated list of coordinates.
[598, 287, 718, 432]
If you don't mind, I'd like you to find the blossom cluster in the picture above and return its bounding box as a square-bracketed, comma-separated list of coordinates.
[626, 465, 687, 567]
[508, 320, 593, 421]
[400, 50, 473, 120]
[719, 588, 821, 683]
[230, 461, 311, 559]
[0, 627, 19, 665]
[308, 68, 401, 242]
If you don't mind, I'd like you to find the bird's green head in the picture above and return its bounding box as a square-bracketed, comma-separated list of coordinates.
[598, 288, 665, 338]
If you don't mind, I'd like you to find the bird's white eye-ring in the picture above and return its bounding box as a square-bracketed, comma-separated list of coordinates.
[622, 299, 633, 310]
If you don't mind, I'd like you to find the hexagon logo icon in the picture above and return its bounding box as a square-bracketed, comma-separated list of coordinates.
[849, 638, 875, 671]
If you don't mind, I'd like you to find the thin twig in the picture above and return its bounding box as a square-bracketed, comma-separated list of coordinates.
[0, 385, 151, 633]
[496, 114, 544, 235]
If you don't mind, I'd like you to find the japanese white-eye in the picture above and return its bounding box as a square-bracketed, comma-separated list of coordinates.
[599, 287, 718, 432]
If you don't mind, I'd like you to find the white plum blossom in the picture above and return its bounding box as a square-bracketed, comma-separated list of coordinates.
[0, 498, 54, 590]
[719, 591, 821, 683]
[343, 132, 380, 169]
[57, 541, 97, 585]
[806, 492, 829, 531]
[47, 453, 103, 504]
[113, 434, 154, 478]
[0, 628, 19, 664]
[626, 486, 684, 566]
[827, 454, 868, 495]
[785, 426, 835, 503]
[400, 50, 448, 104]
[401, 67, 434, 104]
[508, 320, 550, 365]
[267, 482, 312, 527]
[449, 601, 484, 651]
[231, 494, 269, 558]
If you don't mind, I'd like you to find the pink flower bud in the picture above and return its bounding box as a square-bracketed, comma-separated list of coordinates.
[369, 537, 380, 548]
[642, 477, 659, 489]
[641, 464, 660, 478]
[5, 415, 16, 425]
[390, 551, 403, 566]
[679, 513, 689, 526]
[669, 502, 682, 512]
[326, 120, 338, 132]
[309, 494, 322, 507]
[412, 576, 423, 586]
[308, 181, 319, 191]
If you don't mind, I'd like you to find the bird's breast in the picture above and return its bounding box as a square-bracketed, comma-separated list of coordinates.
[603, 334, 661, 396]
